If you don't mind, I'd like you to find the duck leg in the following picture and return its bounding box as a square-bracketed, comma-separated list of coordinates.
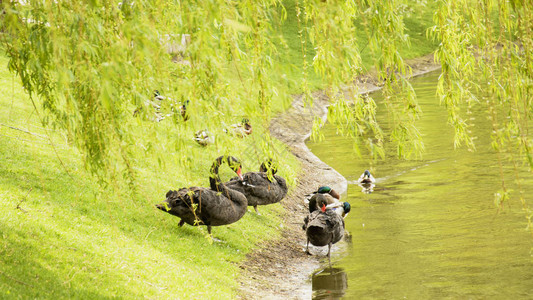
[178, 220, 185, 227]
[207, 225, 212, 235]
[305, 238, 312, 255]
[327, 242, 332, 265]
[254, 205, 260, 215]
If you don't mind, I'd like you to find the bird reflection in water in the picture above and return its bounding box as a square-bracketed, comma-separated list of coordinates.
[312, 267, 347, 299]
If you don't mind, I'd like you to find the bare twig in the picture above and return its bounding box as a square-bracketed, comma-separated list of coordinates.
[0, 270, 34, 287]
[0, 123, 47, 139]
[0, 133, 56, 146]
[15, 187, 32, 213]
[27, 97, 75, 181]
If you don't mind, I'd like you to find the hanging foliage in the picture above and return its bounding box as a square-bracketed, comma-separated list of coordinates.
[1, 1, 532, 225]
[0, 0, 289, 187]
[430, 0, 533, 226]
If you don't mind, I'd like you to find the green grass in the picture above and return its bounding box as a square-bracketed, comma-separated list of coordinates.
[0, 53, 298, 298]
[0, 0, 439, 298]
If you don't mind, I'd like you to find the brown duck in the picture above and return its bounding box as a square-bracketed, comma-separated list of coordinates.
[225, 159, 288, 214]
[156, 156, 248, 235]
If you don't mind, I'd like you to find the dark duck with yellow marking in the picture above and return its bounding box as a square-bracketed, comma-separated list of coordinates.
[225, 159, 288, 214]
[156, 156, 248, 235]
[303, 204, 345, 261]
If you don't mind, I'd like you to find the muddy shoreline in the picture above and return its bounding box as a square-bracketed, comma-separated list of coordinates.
[237, 54, 441, 299]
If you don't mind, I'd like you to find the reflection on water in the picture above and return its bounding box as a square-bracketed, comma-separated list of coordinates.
[357, 182, 374, 194]
[312, 267, 347, 299]
[307, 71, 533, 298]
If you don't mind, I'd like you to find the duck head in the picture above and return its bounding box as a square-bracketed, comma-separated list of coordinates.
[209, 156, 243, 188]
[226, 156, 244, 181]
[153, 90, 165, 101]
[342, 202, 351, 217]
[259, 159, 278, 174]
[242, 118, 252, 134]
[358, 170, 376, 186]
[316, 186, 341, 200]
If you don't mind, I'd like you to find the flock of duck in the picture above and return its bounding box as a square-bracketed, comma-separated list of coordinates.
[135, 90, 253, 146]
[156, 153, 377, 261]
[146, 88, 380, 260]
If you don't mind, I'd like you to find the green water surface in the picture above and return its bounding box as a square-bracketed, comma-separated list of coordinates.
[306, 71, 533, 299]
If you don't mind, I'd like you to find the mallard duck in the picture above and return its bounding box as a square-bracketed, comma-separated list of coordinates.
[303, 207, 345, 262]
[224, 118, 252, 137]
[306, 186, 340, 213]
[225, 159, 288, 214]
[132, 90, 165, 119]
[357, 170, 375, 184]
[357, 170, 375, 193]
[194, 129, 214, 146]
[156, 156, 248, 236]
[325, 201, 351, 218]
[180, 99, 190, 121]
[153, 90, 166, 102]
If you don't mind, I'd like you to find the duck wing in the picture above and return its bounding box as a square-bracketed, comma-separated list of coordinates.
[159, 186, 247, 227]
[226, 172, 287, 206]
[305, 210, 345, 247]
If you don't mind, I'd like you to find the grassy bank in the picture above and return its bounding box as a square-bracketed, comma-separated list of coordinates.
[0, 0, 438, 298]
[0, 52, 298, 298]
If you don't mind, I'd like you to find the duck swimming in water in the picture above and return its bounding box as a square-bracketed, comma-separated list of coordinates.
[357, 170, 375, 194]
[156, 156, 248, 236]
[358, 170, 375, 184]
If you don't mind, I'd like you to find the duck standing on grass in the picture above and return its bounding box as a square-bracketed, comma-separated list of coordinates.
[156, 156, 248, 236]
[180, 99, 190, 121]
[224, 118, 252, 137]
[225, 159, 288, 214]
[194, 129, 214, 146]
[132, 90, 166, 121]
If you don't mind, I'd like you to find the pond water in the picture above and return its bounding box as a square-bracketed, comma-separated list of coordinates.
[306, 71, 533, 299]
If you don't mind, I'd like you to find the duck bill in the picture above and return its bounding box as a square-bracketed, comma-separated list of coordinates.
[236, 167, 244, 181]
